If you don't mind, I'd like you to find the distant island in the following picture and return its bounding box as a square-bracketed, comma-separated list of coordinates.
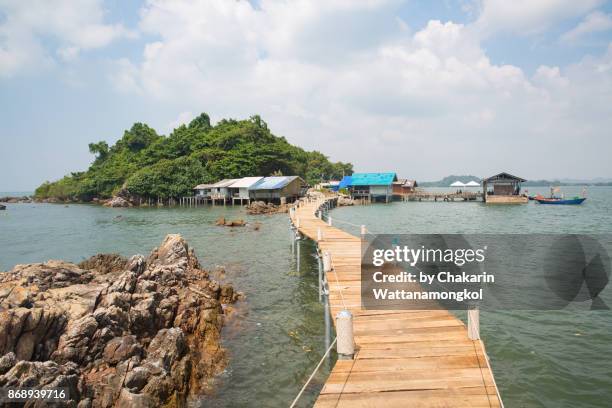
[420, 175, 612, 187]
[419, 175, 481, 187]
[34, 113, 352, 202]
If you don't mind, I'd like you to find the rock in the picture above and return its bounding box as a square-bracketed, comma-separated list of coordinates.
[0, 352, 16, 374]
[124, 366, 150, 391]
[221, 219, 246, 227]
[103, 196, 131, 208]
[246, 201, 288, 215]
[102, 336, 142, 366]
[0, 234, 237, 407]
[0, 359, 81, 404]
[216, 217, 246, 227]
[219, 284, 234, 304]
[0, 204, 5, 210]
[0, 196, 32, 204]
[338, 196, 354, 206]
[78, 254, 127, 274]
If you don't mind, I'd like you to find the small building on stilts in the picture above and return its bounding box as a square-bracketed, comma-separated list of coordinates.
[482, 172, 528, 204]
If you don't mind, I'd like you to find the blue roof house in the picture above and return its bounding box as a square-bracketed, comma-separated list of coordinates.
[348, 172, 398, 202]
[334, 175, 352, 191]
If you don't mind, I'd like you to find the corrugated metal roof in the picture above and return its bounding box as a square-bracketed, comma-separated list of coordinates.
[350, 173, 397, 186]
[483, 172, 526, 183]
[338, 176, 352, 188]
[250, 176, 300, 190]
[193, 184, 215, 189]
[229, 177, 264, 188]
[212, 179, 240, 188]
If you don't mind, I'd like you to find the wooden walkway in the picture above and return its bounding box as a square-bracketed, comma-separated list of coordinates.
[290, 196, 502, 408]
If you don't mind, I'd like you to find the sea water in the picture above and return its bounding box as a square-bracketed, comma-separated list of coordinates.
[1, 186, 611, 407]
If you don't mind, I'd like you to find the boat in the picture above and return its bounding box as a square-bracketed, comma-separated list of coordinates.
[535, 196, 586, 205]
[534, 187, 587, 205]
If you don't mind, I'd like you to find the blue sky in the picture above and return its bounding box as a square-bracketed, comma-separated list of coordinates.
[2, 0, 612, 191]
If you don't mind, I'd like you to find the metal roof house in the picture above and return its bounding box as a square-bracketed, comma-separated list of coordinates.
[346, 172, 398, 202]
[193, 183, 215, 197]
[335, 175, 353, 191]
[249, 176, 307, 203]
[209, 179, 240, 204]
[482, 172, 527, 204]
[392, 179, 419, 195]
[228, 177, 264, 205]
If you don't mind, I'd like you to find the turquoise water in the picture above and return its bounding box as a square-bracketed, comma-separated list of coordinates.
[330, 186, 612, 408]
[1, 186, 611, 407]
[0, 202, 332, 407]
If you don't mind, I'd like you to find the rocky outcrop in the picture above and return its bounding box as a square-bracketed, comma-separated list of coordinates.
[103, 197, 131, 208]
[0, 204, 5, 210]
[215, 217, 246, 227]
[0, 196, 33, 204]
[246, 201, 288, 215]
[338, 196, 354, 206]
[0, 234, 238, 407]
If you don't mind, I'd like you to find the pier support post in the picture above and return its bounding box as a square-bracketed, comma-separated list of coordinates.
[336, 310, 355, 359]
[468, 308, 480, 340]
[360, 225, 366, 240]
[317, 227, 322, 242]
[296, 217, 300, 228]
[328, 216, 332, 226]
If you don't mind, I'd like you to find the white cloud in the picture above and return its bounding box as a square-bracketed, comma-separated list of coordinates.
[52, 0, 588, 179]
[109, 58, 142, 94]
[561, 11, 612, 43]
[106, 0, 612, 179]
[474, 0, 603, 36]
[0, 0, 133, 77]
[167, 111, 194, 133]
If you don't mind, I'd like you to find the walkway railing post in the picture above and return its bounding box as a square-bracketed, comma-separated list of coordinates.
[328, 216, 332, 226]
[468, 307, 480, 340]
[360, 225, 366, 240]
[317, 227, 322, 242]
[336, 310, 355, 359]
[296, 217, 300, 228]
[318, 254, 323, 302]
[322, 251, 331, 273]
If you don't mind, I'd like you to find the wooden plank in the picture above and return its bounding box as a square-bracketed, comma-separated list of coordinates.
[291, 196, 502, 407]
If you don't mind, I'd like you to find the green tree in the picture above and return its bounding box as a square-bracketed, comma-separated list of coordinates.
[35, 113, 353, 201]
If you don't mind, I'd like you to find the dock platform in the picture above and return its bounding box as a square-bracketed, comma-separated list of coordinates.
[290, 195, 502, 408]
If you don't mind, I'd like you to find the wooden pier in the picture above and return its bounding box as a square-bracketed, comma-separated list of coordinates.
[402, 191, 483, 202]
[290, 195, 502, 407]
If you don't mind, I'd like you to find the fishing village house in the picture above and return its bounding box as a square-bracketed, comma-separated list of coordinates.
[193, 183, 214, 198]
[249, 176, 307, 204]
[339, 172, 398, 203]
[191, 175, 306, 206]
[392, 179, 419, 195]
[209, 179, 239, 204]
[227, 177, 264, 205]
[482, 172, 528, 204]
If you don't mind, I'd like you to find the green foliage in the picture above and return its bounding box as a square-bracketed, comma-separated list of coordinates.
[88, 141, 109, 161]
[35, 113, 353, 201]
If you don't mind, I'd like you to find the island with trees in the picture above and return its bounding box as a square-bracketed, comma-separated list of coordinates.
[34, 113, 353, 203]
